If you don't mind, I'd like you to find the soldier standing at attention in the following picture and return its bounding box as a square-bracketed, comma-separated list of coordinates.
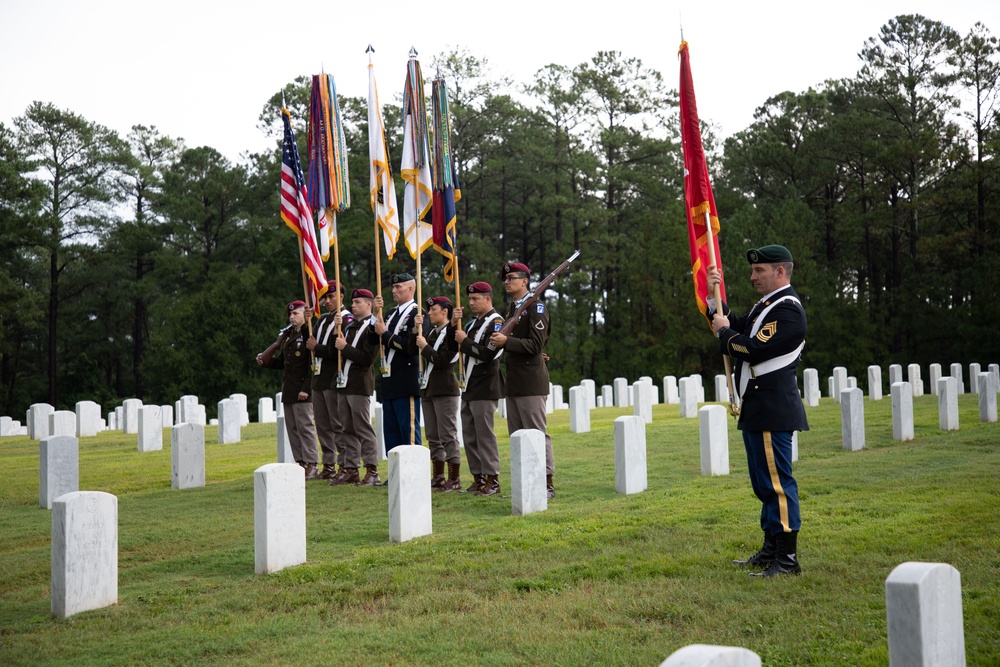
[306, 282, 353, 481]
[331, 289, 381, 487]
[413, 296, 462, 492]
[707, 244, 808, 577]
[453, 282, 504, 496]
[489, 262, 556, 499]
[258, 300, 319, 480]
[372, 273, 428, 452]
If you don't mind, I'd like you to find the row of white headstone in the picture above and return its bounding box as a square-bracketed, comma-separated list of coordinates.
[658, 561, 965, 666]
[839, 374, 1000, 451]
[821, 362, 1000, 404]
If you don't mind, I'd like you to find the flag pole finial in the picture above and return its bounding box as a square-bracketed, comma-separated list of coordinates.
[409, 46, 418, 59]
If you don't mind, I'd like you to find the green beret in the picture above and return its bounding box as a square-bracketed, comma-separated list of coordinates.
[746, 245, 793, 264]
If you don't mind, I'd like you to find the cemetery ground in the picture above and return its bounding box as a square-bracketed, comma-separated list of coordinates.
[2, 395, 998, 666]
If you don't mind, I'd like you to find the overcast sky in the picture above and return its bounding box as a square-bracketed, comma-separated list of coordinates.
[2, 0, 997, 162]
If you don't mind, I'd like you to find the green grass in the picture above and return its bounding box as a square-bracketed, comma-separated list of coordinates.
[1, 394, 998, 666]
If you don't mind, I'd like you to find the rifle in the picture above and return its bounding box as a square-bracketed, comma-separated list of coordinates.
[257, 324, 294, 366]
[497, 250, 581, 336]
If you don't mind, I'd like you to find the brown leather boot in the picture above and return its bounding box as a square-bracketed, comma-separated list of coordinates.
[546, 474, 555, 499]
[431, 460, 446, 489]
[333, 467, 360, 485]
[356, 466, 382, 486]
[463, 474, 484, 493]
[437, 462, 462, 492]
[476, 474, 501, 496]
[304, 463, 320, 480]
[319, 464, 338, 480]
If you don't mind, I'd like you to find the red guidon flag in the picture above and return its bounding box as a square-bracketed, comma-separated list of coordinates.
[679, 41, 726, 324]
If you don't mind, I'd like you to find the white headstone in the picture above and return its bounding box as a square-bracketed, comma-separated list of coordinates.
[217, 398, 241, 444]
[209, 419, 218, 426]
[596, 396, 604, 408]
[580, 379, 597, 410]
[40, 435, 79, 509]
[137, 405, 163, 452]
[174, 400, 182, 422]
[699, 405, 729, 476]
[841, 388, 865, 451]
[907, 364, 923, 397]
[601, 385, 613, 408]
[889, 364, 903, 386]
[614, 416, 648, 494]
[114, 406, 123, 432]
[258, 397, 276, 424]
[691, 374, 705, 403]
[791, 431, 799, 463]
[51, 491, 118, 618]
[374, 403, 387, 461]
[678, 377, 698, 418]
[928, 363, 942, 397]
[978, 372, 998, 423]
[633, 380, 653, 424]
[989, 363, 999, 388]
[827, 376, 835, 399]
[949, 363, 965, 394]
[28, 403, 55, 440]
[832, 367, 848, 404]
[275, 392, 284, 418]
[171, 423, 205, 490]
[663, 376, 679, 404]
[191, 404, 207, 426]
[714, 374, 730, 404]
[803, 368, 820, 407]
[510, 429, 547, 515]
[49, 410, 76, 437]
[544, 387, 554, 414]
[626, 385, 634, 407]
[552, 385, 565, 411]
[867, 365, 883, 401]
[75, 401, 101, 438]
[254, 463, 306, 574]
[653, 385, 660, 405]
[0, 416, 12, 436]
[497, 397, 506, 419]
[659, 645, 761, 667]
[276, 415, 294, 463]
[937, 377, 959, 431]
[179, 395, 198, 423]
[230, 393, 250, 425]
[885, 562, 965, 667]
[160, 405, 174, 428]
[388, 445, 433, 542]
[613, 377, 628, 408]
[569, 386, 590, 433]
[121, 398, 142, 434]
[107, 411, 117, 431]
[969, 363, 982, 394]
[848, 376, 857, 389]
[891, 382, 914, 442]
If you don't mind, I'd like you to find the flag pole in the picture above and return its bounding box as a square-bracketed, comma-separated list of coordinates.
[368, 45, 384, 318]
[333, 219, 343, 376]
[409, 46, 424, 376]
[702, 211, 739, 416]
[296, 234, 316, 365]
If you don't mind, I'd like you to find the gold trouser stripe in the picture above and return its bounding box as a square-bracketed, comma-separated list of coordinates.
[409, 396, 417, 445]
[762, 431, 790, 533]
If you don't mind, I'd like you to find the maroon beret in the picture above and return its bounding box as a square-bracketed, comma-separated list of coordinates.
[467, 281, 492, 294]
[501, 262, 530, 280]
[286, 300, 307, 313]
[351, 288, 374, 300]
[425, 296, 452, 310]
[325, 281, 346, 295]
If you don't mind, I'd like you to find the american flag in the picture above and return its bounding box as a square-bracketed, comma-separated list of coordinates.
[280, 109, 328, 313]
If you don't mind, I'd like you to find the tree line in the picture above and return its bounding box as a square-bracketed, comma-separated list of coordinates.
[1, 14, 997, 418]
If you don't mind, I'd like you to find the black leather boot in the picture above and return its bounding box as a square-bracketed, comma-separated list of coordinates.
[733, 532, 777, 569]
[751, 531, 801, 577]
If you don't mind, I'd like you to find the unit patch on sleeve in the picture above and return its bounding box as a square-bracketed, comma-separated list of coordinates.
[536, 303, 545, 313]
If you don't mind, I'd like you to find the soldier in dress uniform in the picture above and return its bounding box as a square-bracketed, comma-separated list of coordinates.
[372, 273, 428, 451]
[330, 288, 381, 486]
[257, 300, 319, 479]
[489, 262, 556, 499]
[708, 244, 809, 577]
[306, 281, 353, 481]
[453, 281, 504, 496]
[413, 296, 462, 492]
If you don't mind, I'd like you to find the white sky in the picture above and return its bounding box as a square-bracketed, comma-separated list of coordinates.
[2, 0, 997, 162]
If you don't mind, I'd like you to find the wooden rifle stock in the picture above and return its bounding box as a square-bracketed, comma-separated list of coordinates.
[258, 324, 294, 366]
[497, 250, 581, 336]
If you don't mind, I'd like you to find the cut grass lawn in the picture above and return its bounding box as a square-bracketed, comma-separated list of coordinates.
[1, 393, 998, 665]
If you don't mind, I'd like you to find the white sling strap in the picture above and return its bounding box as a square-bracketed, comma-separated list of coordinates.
[384, 301, 416, 366]
[462, 314, 504, 379]
[422, 326, 459, 379]
[738, 295, 805, 400]
[312, 314, 339, 375]
[341, 318, 372, 378]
